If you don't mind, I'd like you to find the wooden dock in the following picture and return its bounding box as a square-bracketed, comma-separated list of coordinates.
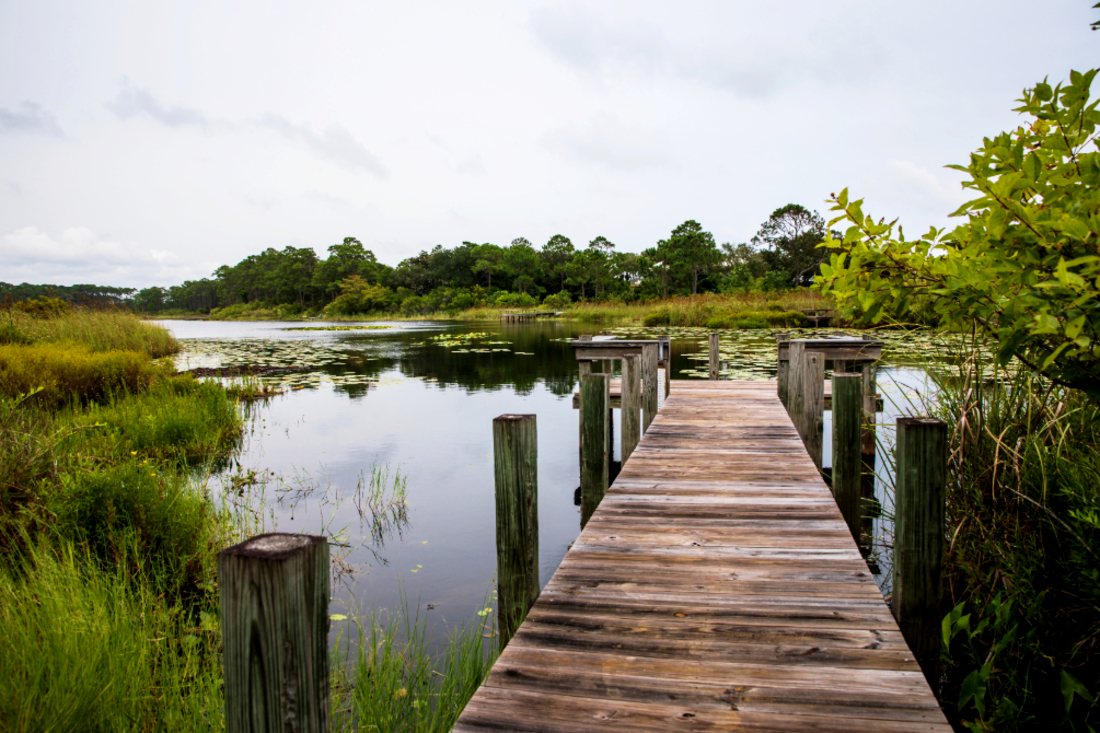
[455, 380, 950, 731]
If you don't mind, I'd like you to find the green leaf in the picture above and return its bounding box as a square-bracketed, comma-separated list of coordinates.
[959, 670, 987, 716]
[1061, 670, 1094, 713]
[1036, 82, 1054, 101]
[1024, 152, 1042, 181]
[837, 188, 849, 208]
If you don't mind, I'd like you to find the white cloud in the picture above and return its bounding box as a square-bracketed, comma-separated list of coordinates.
[0, 226, 208, 286]
[455, 151, 486, 177]
[0, 101, 63, 136]
[543, 115, 669, 172]
[256, 115, 388, 177]
[107, 87, 209, 127]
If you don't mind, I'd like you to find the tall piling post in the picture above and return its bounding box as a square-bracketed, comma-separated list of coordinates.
[776, 334, 790, 407]
[580, 372, 610, 527]
[800, 351, 825, 469]
[708, 332, 720, 380]
[219, 533, 330, 733]
[576, 359, 592, 471]
[621, 354, 641, 464]
[492, 414, 540, 650]
[659, 336, 671, 398]
[786, 341, 805, 426]
[893, 417, 947, 686]
[641, 343, 659, 433]
[831, 373, 863, 540]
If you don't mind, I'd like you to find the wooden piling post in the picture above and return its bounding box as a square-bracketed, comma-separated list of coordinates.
[776, 334, 790, 407]
[708, 332, 719, 380]
[786, 341, 805, 424]
[893, 417, 947, 685]
[831, 373, 862, 540]
[492, 414, 539, 649]
[580, 372, 610, 526]
[621, 354, 641, 463]
[219, 533, 329, 733]
[861, 362, 878, 456]
[800, 351, 825, 469]
[577, 360, 592, 471]
[659, 335, 671, 398]
[641, 343, 658, 433]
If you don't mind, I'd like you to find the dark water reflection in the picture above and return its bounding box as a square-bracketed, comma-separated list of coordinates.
[158, 319, 934, 642]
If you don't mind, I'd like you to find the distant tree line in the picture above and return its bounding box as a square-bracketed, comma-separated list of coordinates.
[0, 282, 137, 308]
[7, 204, 833, 315]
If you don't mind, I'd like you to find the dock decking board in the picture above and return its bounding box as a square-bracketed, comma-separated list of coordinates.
[454, 380, 950, 732]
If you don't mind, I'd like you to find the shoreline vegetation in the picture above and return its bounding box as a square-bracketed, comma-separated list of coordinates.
[0, 302, 496, 731]
[146, 290, 836, 330]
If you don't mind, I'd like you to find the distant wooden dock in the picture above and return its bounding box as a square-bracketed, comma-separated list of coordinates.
[455, 380, 950, 731]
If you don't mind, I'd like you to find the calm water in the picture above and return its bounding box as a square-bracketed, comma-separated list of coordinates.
[158, 319, 938, 636]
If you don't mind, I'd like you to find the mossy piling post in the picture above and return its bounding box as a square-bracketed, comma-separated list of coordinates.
[800, 351, 825, 469]
[580, 372, 610, 526]
[493, 414, 540, 650]
[621, 354, 641, 463]
[831, 373, 863, 540]
[219, 533, 330, 733]
[892, 416, 947, 686]
[708, 332, 719, 380]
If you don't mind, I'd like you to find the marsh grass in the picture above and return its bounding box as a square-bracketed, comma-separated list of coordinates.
[332, 592, 497, 733]
[922, 347, 1100, 730]
[0, 342, 169, 405]
[6, 307, 180, 357]
[0, 539, 223, 732]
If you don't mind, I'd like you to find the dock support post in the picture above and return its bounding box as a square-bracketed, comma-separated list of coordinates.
[800, 351, 825, 469]
[893, 417, 946, 686]
[786, 341, 805, 422]
[577, 360, 592, 471]
[580, 373, 610, 527]
[492, 414, 540, 650]
[776, 334, 790, 407]
[621, 354, 641, 463]
[659, 336, 671, 398]
[641, 343, 658, 433]
[831, 373, 862, 540]
[861, 363, 878, 456]
[219, 533, 329, 733]
[708, 332, 719, 380]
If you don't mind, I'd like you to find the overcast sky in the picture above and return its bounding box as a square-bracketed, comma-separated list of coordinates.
[0, 1, 1096, 289]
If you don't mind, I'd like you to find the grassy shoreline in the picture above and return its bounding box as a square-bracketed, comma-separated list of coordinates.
[0, 305, 496, 731]
[146, 290, 834, 327]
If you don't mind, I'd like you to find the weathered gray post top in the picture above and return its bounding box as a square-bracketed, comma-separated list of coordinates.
[569, 337, 663, 361]
[777, 336, 883, 364]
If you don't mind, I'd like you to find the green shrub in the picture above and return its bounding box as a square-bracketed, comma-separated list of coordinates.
[702, 310, 807, 329]
[0, 323, 32, 345]
[53, 458, 214, 599]
[12, 296, 70, 318]
[493, 291, 538, 309]
[642, 306, 672, 326]
[542, 291, 572, 309]
[0, 343, 166, 406]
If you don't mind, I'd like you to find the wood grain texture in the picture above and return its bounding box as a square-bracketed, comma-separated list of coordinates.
[494, 414, 540, 649]
[831, 373, 863, 543]
[621, 355, 641, 463]
[454, 381, 950, 732]
[580, 373, 610, 527]
[893, 417, 947, 686]
[218, 533, 329, 733]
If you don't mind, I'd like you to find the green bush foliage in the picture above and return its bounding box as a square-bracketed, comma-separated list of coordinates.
[493, 291, 538, 308]
[819, 69, 1100, 399]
